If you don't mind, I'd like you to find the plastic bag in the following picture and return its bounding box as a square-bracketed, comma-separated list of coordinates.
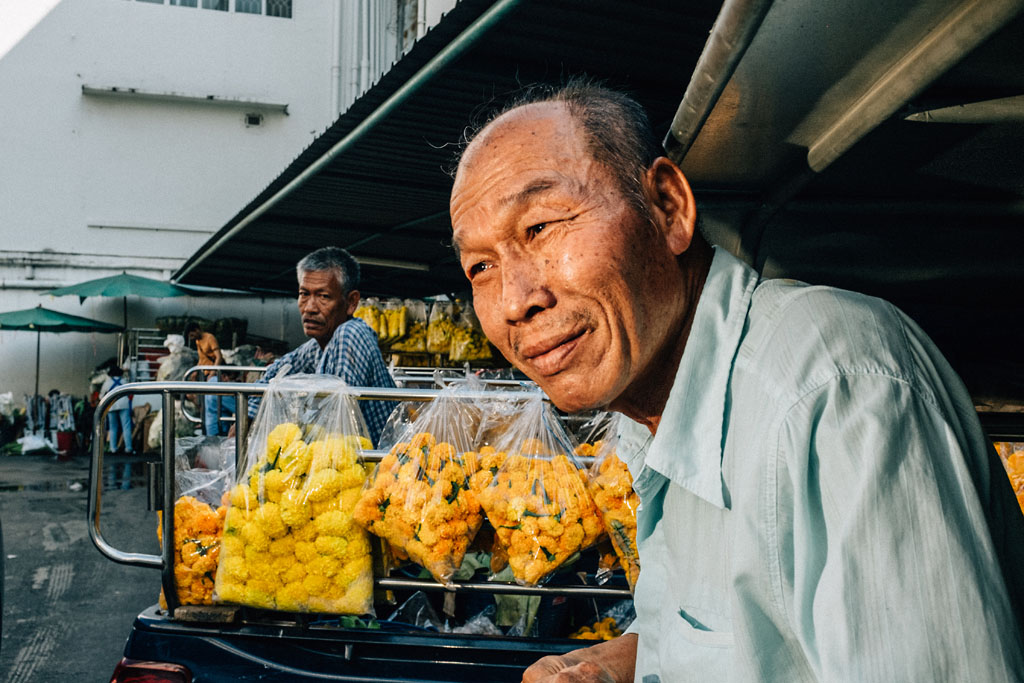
[380, 299, 408, 346]
[389, 299, 427, 353]
[214, 375, 375, 614]
[157, 435, 234, 607]
[475, 396, 604, 585]
[449, 302, 493, 363]
[354, 381, 485, 585]
[579, 413, 640, 591]
[426, 301, 456, 354]
[353, 297, 383, 339]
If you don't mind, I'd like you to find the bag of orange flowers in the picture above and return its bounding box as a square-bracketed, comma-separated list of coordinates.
[353, 378, 487, 586]
[157, 437, 235, 608]
[577, 412, 641, 591]
[214, 375, 376, 615]
[475, 395, 605, 586]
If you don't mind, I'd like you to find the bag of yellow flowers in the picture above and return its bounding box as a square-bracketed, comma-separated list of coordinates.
[475, 395, 605, 586]
[214, 375, 376, 615]
[577, 413, 640, 591]
[353, 379, 487, 586]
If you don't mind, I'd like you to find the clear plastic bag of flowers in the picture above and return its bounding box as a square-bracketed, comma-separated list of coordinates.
[577, 412, 640, 592]
[475, 395, 605, 586]
[157, 436, 234, 608]
[214, 375, 375, 615]
[353, 378, 487, 586]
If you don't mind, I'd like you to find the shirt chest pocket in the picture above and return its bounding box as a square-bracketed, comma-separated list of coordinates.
[673, 605, 735, 649]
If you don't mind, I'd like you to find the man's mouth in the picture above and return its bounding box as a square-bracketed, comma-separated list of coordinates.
[519, 328, 587, 376]
[302, 318, 324, 328]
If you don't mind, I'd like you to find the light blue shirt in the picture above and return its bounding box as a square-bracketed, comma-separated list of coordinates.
[622, 247, 1024, 682]
[247, 317, 396, 445]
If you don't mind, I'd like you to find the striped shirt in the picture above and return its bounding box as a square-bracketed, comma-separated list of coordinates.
[248, 317, 395, 445]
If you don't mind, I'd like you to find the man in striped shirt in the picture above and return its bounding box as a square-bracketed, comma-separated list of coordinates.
[244, 246, 395, 444]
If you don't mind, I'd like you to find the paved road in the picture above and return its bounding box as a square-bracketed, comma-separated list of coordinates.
[1, 454, 158, 683]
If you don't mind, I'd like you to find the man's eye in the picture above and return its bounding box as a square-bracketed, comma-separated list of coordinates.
[526, 222, 547, 237]
[468, 262, 491, 278]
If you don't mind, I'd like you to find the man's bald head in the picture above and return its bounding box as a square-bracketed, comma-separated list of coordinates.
[455, 79, 663, 217]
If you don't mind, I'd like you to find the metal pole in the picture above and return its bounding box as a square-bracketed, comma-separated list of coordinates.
[160, 389, 179, 613]
[174, 0, 522, 282]
[34, 330, 40, 399]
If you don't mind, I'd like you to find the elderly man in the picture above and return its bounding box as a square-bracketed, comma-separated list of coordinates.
[245, 246, 395, 444]
[450, 81, 1024, 682]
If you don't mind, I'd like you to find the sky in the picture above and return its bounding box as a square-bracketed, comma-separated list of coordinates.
[0, 0, 62, 60]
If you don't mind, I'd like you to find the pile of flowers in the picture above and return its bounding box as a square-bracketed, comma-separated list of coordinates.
[580, 440, 640, 591]
[214, 422, 375, 614]
[477, 446, 604, 586]
[570, 616, 623, 641]
[158, 494, 227, 607]
[354, 432, 483, 585]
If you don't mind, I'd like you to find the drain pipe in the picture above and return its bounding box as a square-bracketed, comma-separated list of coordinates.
[663, 0, 775, 163]
[176, 0, 522, 283]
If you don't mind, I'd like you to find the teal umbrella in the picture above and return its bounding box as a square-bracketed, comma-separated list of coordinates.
[0, 305, 122, 397]
[46, 272, 189, 329]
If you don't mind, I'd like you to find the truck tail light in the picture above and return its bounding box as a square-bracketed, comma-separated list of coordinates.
[109, 658, 192, 683]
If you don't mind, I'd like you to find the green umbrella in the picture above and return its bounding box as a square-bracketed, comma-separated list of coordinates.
[0, 305, 122, 398]
[46, 272, 189, 329]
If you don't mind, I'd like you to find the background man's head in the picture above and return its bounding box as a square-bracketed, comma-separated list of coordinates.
[295, 246, 361, 348]
[184, 321, 202, 341]
[450, 80, 701, 413]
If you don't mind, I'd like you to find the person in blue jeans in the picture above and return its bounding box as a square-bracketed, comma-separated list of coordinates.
[100, 365, 132, 489]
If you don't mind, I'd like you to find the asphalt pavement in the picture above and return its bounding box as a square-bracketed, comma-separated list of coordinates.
[0, 453, 158, 682]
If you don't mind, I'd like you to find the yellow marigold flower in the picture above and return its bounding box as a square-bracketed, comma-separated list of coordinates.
[294, 540, 318, 564]
[307, 555, 341, 579]
[267, 422, 303, 460]
[243, 581, 277, 610]
[275, 582, 310, 612]
[338, 464, 366, 489]
[228, 483, 256, 511]
[279, 488, 311, 528]
[220, 555, 249, 582]
[215, 578, 245, 604]
[304, 469, 343, 503]
[247, 557, 280, 585]
[302, 573, 330, 597]
[314, 534, 349, 558]
[340, 486, 362, 512]
[221, 534, 245, 558]
[282, 561, 307, 585]
[254, 502, 288, 539]
[240, 521, 270, 552]
[293, 522, 318, 543]
[408, 432, 436, 452]
[269, 535, 296, 557]
[313, 509, 352, 537]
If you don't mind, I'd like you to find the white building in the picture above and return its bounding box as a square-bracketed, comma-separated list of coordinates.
[0, 0, 455, 399]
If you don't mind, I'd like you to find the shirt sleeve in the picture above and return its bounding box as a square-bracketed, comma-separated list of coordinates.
[246, 347, 306, 418]
[780, 373, 1024, 681]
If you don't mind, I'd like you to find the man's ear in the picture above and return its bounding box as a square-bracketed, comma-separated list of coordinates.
[643, 157, 697, 255]
[345, 289, 361, 316]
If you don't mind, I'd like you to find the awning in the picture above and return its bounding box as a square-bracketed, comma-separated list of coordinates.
[174, 0, 724, 298]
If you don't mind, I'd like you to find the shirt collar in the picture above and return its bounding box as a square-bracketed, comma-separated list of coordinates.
[639, 246, 759, 509]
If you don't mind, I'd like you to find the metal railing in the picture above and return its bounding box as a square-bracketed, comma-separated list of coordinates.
[89, 380, 631, 616]
[180, 365, 268, 426]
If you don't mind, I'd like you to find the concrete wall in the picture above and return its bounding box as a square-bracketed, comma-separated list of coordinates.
[0, 0, 455, 403]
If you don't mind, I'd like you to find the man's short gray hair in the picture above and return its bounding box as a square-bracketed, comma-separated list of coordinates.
[296, 246, 360, 293]
[456, 77, 664, 217]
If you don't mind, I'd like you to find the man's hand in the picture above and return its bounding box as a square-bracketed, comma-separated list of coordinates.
[522, 634, 637, 683]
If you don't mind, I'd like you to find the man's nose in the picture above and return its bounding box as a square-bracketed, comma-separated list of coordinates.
[501, 251, 555, 323]
[299, 297, 317, 314]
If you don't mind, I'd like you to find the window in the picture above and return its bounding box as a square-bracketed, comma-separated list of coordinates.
[137, 0, 286, 16]
[266, 0, 291, 18]
[235, 0, 260, 14]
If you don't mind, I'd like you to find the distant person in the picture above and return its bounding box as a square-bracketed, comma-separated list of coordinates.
[241, 246, 396, 444]
[100, 366, 132, 489]
[185, 322, 234, 436]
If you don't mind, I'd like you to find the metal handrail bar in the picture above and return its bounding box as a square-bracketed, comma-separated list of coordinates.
[180, 365, 269, 425]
